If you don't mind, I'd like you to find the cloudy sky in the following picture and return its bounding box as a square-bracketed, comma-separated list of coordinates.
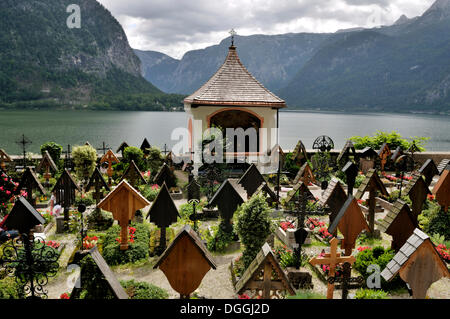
[97, 0, 436, 59]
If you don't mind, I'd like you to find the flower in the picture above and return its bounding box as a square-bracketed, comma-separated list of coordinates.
[60, 293, 70, 299]
[280, 221, 295, 231]
[357, 246, 371, 252]
[238, 294, 250, 299]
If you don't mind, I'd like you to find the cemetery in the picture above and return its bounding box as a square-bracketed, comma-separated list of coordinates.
[0, 42, 448, 302]
[0, 134, 448, 301]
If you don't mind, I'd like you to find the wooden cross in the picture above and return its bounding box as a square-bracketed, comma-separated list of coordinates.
[309, 238, 356, 299]
[378, 143, 391, 172]
[100, 150, 119, 186]
[52, 169, 81, 221]
[16, 134, 32, 168]
[404, 173, 431, 223]
[16, 167, 45, 208]
[85, 167, 110, 205]
[98, 180, 150, 250]
[120, 160, 147, 188]
[37, 151, 58, 188]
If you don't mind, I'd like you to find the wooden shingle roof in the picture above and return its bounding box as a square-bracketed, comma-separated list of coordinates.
[354, 169, 388, 200]
[437, 159, 450, 175]
[184, 46, 286, 108]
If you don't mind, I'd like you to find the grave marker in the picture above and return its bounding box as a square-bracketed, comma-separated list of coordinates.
[432, 165, 450, 212]
[359, 147, 378, 174]
[146, 183, 180, 252]
[285, 180, 314, 206]
[116, 142, 129, 156]
[235, 243, 295, 299]
[403, 173, 431, 223]
[293, 162, 316, 186]
[381, 229, 450, 299]
[98, 180, 150, 250]
[238, 164, 266, 198]
[418, 159, 439, 187]
[378, 200, 417, 251]
[100, 149, 119, 186]
[391, 146, 404, 162]
[355, 169, 389, 235]
[154, 225, 217, 299]
[328, 196, 370, 255]
[209, 180, 244, 231]
[437, 159, 450, 175]
[254, 182, 278, 206]
[15, 167, 45, 208]
[52, 169, 81, 221]
[378, 143, 391, 171]
[187, 178, 201, 201]
[336, 140, 356, 167]
[342, 161, 358, 196]
[319, 178, 348, 233]
[120, 160, 147, 188]
[140, 138, 151, 156]
[153, 162, 174, 187]
[37, 150, 58, 188]
[309, 238, 356, 299]
[85, 167, 110, 205]
[0, 149, 12, 171]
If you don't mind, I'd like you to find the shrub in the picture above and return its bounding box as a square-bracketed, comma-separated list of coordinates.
[138, 184, 160, 202]
[40, 142, 63, 168]
[123, 147, 146, 171]
[87, 209, 114, 231]
[420, 201, 450, 240]
[120, 279, 168, 299]
[0, 171, 17, 215]
[354, 246, 404, 291]
[72, 145, 97, 182]
[102, 223, 150, 265]
[355, 288, 388, 299]
[350, 131, 428, 152]
[0, 277, 24, 299]
[146, 147, 164, 175]
[207, 221, 237, 252]
[234, 194, 272, 269]
[74, 193, 95, 207]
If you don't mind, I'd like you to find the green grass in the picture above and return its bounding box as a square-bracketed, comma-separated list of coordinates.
[287, 290, 326, 299]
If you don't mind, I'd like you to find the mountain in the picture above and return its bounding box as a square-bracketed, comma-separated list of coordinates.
[137, 33, 330, 94]
[0, 0, 183, 110]
[278, 0, 450, 112]
[136, 0, 450, 113]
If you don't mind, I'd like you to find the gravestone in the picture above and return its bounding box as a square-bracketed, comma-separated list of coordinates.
[285, 181, 314, 207]
[209, 180, 244, 231]
[98, 180, 150, 250]
[153, 162, 175, 188]
[0, 149, 12, 171]
[52, 169, 81, 221]
[381, 229, 450, 299]
[391, 146, 404, 163]
[100, 149, 120, 186]
[355, 169, 389, 236]
[378, 200, 416, 251]
[359, 147, 378, 174]
[146, 183, 180, 252]
[120, 160, 147, 188]
[235, 243, 295, 299]
[336, 140, 356, 168]
[319, 178, 348, 233]
[70, 247, 129, 299]
[187, 178, 201, 201]
[432, 165, 450, 212]
[418, 159, 439, 187]
[85, 167, 110, 205]
[154, 225, 216, 299]
[342, 161, 358, 196]
[116, 142, 129, 156]
[293, 162, 316, 186]
[15, 167, 45, 208]
[238, 164, 266, 198]
[328, 196, 370, 255]
[292, 140, 308, 166]
[37, 151, 58, 188]
[378, 143, 391, 171]
[4, 196, 45, 234]
[140, 138, 151, 156]
[403, 173, 431, 223]
[309, 238, 356, 299]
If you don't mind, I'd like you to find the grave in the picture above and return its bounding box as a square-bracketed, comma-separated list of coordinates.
[70, 247, 129, 299]
[381, 229, 450, 299]
[98, 180, 150, 250]
[319, 178, 348, 234]
[116, 141, 129, 156]
[292, 140, 308, 166]
[309, 238, 356, 299]
[36, 150, 58, 188]
[140, 138, 151, 156]
[85, 167, 110, 205]
[355, 168, 389, 236]
[391, 146, 404, 163]
[328, 196, 370, 255]
[293, 162, 316, 186]
[254, 182, 278, 207]
[187, 178, 201, 201]
[52, 169, 81, 222]
[336, 140, 356, 168]
[378, 143, 391, 171]
[359, 147, 378, 174]
[147, 182, 180, 252]
[437, 159, 450, 176]
[15, 167, 45, 208]
[378, 200, 417, 251]
[432, 164, 450, 212]
[0, 149, 12, 171]
[154, 225, 217, 299]
[235, 243, 295, 299]
[418, 159, 439, 187]
[120, 160, 147, 188]
[403, 173, 431, 223]
[100, 149, 120, 186]
[238, 164, 266, 198]
[341, 161, 358, 196]
[209, 179, 244, 231]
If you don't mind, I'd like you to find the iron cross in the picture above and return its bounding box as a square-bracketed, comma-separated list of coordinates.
[16, 134, 32, 168]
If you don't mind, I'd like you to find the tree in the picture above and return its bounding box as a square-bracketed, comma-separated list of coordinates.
[123, 147, 146, 171]
[72, 145, 97, 182]
[40, 142, 63, 167]
[146, 147, 164, 176]
[234, 194, 272, 269]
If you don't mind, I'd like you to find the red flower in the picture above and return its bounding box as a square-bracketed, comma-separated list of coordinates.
[60, 293, 70, 299]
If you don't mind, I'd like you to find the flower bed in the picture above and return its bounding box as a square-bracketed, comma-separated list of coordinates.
[436, 244, 450, 263]
[305, 218, 333, 243]
[82, 235, 99, 250]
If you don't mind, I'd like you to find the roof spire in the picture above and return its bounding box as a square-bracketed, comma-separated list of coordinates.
[229, 28, 237, 47]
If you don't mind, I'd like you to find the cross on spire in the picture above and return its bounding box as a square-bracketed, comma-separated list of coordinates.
[229, 28, 237, 46]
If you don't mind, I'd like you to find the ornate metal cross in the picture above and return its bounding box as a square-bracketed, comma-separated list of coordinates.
[97, 142, 110, 156]
[229, 29, 237, 46]
[64, 144, 72, 170]
[16, 134, 32, 168]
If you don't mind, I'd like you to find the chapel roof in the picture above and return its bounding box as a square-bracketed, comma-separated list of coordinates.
[184, 45, 286, 108]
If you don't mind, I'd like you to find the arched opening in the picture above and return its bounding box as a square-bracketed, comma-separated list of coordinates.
[209, 109, 262, 153]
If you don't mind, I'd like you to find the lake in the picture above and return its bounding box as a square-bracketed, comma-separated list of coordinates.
[0, 110, 449, 155]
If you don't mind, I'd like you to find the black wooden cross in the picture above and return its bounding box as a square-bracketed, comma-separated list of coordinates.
[97, 142, 110, 156]
[328, 262, 364, 299]
[64, 145, 73, 170]
[15, 134, 32, 168]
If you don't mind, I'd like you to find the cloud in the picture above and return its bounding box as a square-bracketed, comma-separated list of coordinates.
[97, 0, 435, 59]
